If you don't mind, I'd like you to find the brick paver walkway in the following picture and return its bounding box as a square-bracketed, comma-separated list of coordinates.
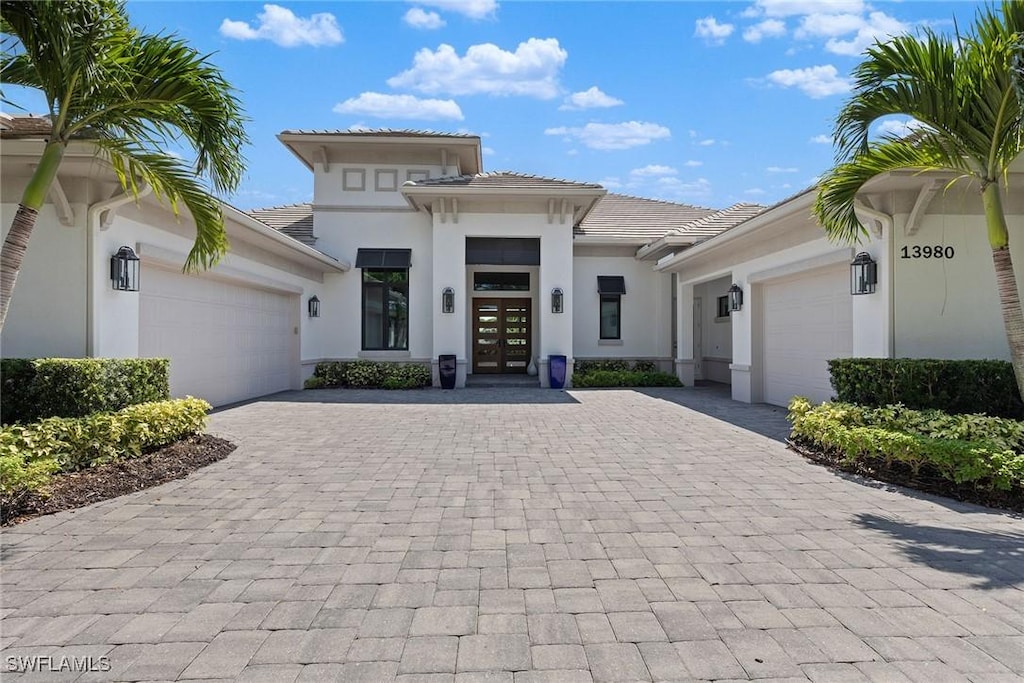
[2, 387, 1022, 682]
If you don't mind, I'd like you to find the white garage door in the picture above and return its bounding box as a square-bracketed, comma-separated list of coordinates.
[140, 267, 297, 407]
[763, 264, 852, 406]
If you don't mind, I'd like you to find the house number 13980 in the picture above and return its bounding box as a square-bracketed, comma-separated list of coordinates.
[901, 245, 955, 259]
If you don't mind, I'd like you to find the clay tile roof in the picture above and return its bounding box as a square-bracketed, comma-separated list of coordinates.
[280, 128, 479, 139]
[576, 193, 717, 240]
[405, 171, 604, 190]
[247, 203, 315, 246]
[669, 202, 768, 239]
[0, 114, 54, 139]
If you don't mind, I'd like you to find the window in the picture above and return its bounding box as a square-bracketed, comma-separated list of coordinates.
[473, 272, 530, 291]
[717, 295, 730, 319]
[600, 296, 621, 340]
[362, 269, 409, 350]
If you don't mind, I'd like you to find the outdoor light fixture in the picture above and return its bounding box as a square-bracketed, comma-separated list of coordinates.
[551, 287, 564, 314]
[851, 252, 878, 295]
[308, 295, 320, 318]
[728, 284, 743, 312]
[110, 245, 140, 292]
[441, 287, 455, 314]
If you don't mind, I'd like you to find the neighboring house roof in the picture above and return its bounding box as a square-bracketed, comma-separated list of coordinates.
[668, 203, 767, 240]
[0, 114, 54, 139]
[280, 128, 479, 139]
[247, 203, 316, 246]
[576, 193, 717, 240]
[405, 171, 604, 190]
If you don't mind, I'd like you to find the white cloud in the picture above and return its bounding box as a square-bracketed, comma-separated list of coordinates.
[413, 0, 498, 19]
[683, 160, 703, 167]
[874, 116, 927, 138]
[333, 92, 464, 120]
[795, 12, 865, 38]
[697, 138, 716, 146]
[746, 0, 865, 18]
[387, 38, 567, 99]
[630, 165, 678, 177]
[745, 187, 768, 195]
[544, 121, 671, 150]
[597, 177, 623, 189]
[823, 11, 909, 56]
[743, 19, 786, 42]
[559, 86, 624, 111]
[695, 17, 735, 45]
[220, 4, 343, 47]
[766, 64, 850, 98]
[403, 8, 446, 29]
[654, 176, 713, 201]
[810, 133, 832, 144]
[766, 166, 799, 173]
[483, 146, 495, 155]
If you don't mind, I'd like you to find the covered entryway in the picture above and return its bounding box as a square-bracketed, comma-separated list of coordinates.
[472, 298, 532, 374]
[762, 264, 852, 406]
[139, 266, 299, 407]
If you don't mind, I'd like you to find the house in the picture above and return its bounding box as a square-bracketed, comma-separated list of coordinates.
[3, 115, 1022, 407]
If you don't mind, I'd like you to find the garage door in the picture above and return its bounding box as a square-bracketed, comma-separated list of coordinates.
[762, 264, 852, 406]
[140, 267, 297, 407]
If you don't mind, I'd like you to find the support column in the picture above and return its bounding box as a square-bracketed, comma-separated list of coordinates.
[539, 230, 573, 387]
[431, 217, 467, 387]
[674, 281, 696, 386]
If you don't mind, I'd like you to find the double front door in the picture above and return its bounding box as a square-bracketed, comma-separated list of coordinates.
[472, 298, 531, 374]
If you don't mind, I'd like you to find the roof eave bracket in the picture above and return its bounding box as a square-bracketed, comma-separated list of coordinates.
[905, 179, 943, 237]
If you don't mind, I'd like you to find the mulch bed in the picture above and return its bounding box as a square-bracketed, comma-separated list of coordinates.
[788, 439, 1024, 514]
[2, 434, 236, 526]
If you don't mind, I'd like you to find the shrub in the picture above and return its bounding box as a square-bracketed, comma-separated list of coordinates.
[828, 358, 1022, 419]
[304, 376, 327, 390]
[632, 360, 657, 373]
[1, 358, 170, 424]
[307, 361, 431, 389]
[575, 359, 660, 376]
[788, 397, 1024, 491]
[573, 370, 682, 388]
[312, 361, 351, 387]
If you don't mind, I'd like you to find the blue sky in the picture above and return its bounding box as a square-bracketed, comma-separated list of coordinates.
[6, 1, 985, 210]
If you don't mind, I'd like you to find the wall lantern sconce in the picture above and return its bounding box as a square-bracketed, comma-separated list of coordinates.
[728, 283, 743, 312]
[851, 252, 878, 295]
[308, 295, 320, 318]
[110, 245, 140, 292]
[551, 287, 564, 314]
[441, 287, 455, 314]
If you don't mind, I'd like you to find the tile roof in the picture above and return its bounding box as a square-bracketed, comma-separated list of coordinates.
[668, 203, 767, 239]
[247, 203, 315, 246]
[405, 171, 605, 190]
[576, 193, 717, 240]
[0, 114, 54, 139]
[280, 128, 479, 139]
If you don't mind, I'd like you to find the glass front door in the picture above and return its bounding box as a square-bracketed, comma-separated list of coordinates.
[472, 298, 532, 374]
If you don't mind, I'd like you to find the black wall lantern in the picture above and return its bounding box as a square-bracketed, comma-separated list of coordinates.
[441, 287, 455, 314]
[728, 283, 743, 312]
[851, 252, 878, 295]
[308, 295, 320, 318]
[551, 287, 564, 314]
[110, 245, 140, 292]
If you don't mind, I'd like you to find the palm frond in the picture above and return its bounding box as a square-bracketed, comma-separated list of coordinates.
[92, 137, 229, 271]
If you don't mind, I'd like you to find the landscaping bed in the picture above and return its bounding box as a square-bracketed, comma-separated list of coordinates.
[2, 434, 235, 525]
[788, 397, 1024, 513]
[305, 360, 432, 390]
[573, 359, 682, 388]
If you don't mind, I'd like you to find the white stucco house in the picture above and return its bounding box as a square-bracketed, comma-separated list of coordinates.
[2, 114, 1022, 407]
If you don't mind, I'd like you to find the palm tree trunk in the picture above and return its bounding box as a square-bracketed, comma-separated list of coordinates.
[984, 183, 1024, 400]
[0, 205, 39, 330]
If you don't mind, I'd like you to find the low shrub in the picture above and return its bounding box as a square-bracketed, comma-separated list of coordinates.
[307, 361, 431, 389]
[574, 359, 660, 376]
[0, 398, 211, 505]
[573, 370, 682, 388]
[788, 397, 1024, 491]
[1, 358, 170, 424]
[828, 358, 1022, 419]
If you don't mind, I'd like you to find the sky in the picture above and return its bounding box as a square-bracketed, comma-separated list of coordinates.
[4, 0, 987, 211]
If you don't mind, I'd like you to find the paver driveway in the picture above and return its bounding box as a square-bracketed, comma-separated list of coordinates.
[2, 387, 1023, 682]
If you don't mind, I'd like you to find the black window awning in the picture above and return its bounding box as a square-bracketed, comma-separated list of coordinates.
[355, 248, 412, 269]
[597, 276, 626, 295]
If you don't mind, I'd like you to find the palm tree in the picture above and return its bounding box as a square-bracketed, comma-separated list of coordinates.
[814, 1, 1024, 396]
[0, 0, 248, 329]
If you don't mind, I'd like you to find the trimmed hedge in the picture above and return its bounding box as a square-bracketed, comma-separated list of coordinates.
[1, 358, 170, 424]
[575, 359, 658, 376]
[0, 397, 210, 506]
[788, 397, 1024, 491]
[829, 358, 1022, 419]
[573, 370, 682, 388]
[306, 360, 431, 390]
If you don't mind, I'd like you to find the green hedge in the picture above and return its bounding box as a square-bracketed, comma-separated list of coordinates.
[575, 359, 657, 376]
[788, 397, 1024, 491]
[829, 358, 1022, 419]
[1, 358, 170, 424]
[306, 360, 431, 390]
[0, 397, 210, 505]
[573, 370, 682, 388]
